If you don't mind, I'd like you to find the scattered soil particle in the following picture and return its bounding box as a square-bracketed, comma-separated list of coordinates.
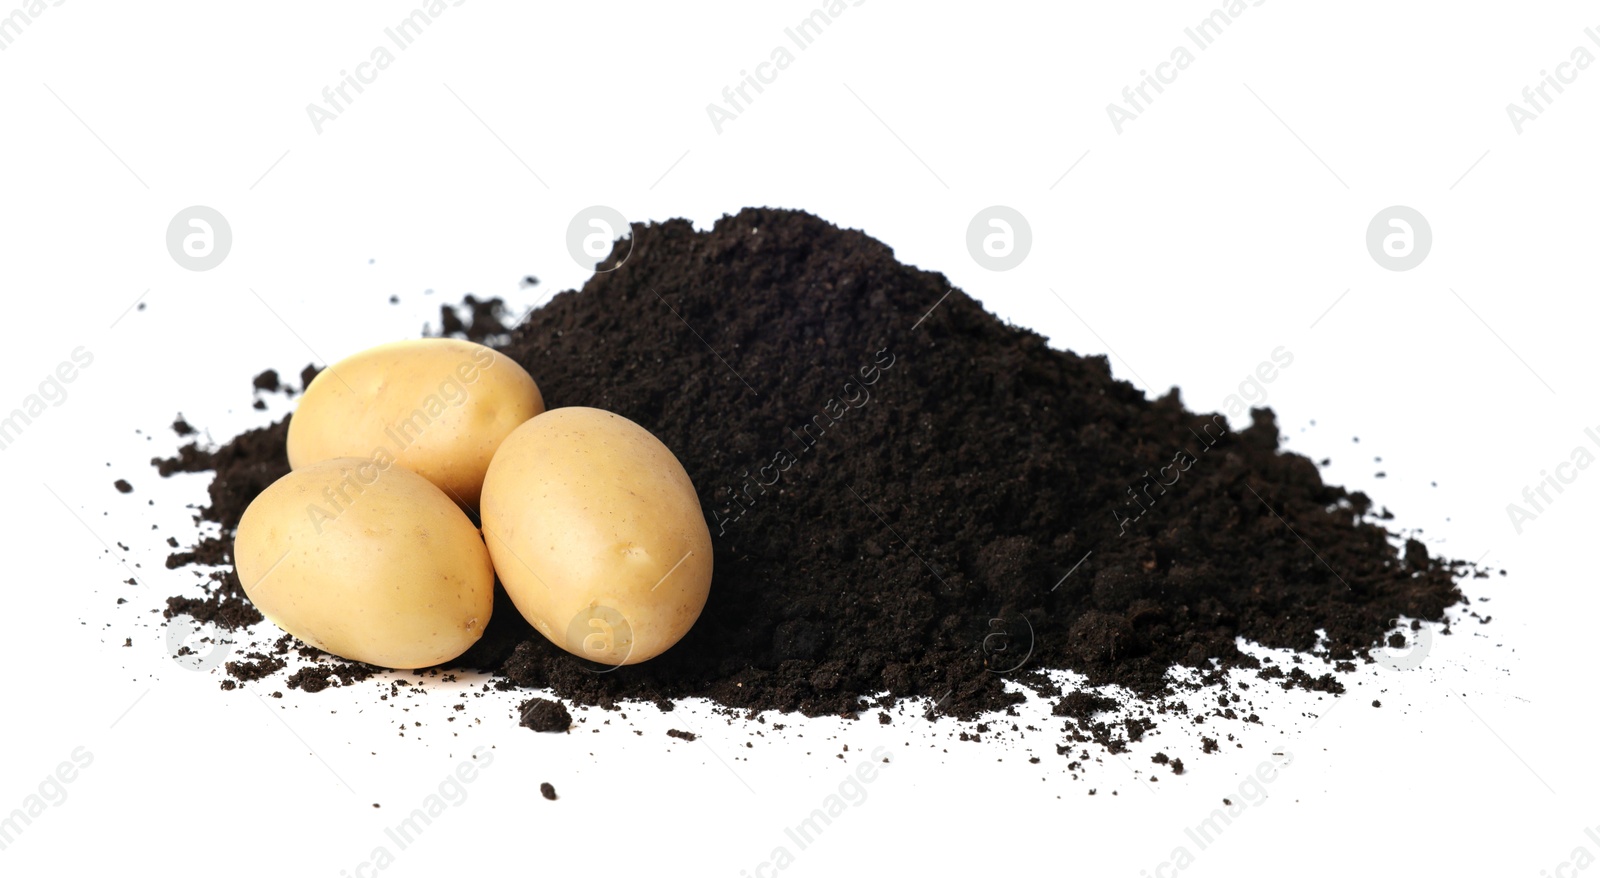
[285, 661, 375, 693]
[431, 294, 512, 343]
[518, 697, 572, 732]
[225, 656, 286, 681]
[163, 570, 263, 630]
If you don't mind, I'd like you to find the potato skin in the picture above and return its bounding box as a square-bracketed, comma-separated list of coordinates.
[286, 338, 544, 510]
[480, 407, 713, 666]
[233, 458, 495, 669]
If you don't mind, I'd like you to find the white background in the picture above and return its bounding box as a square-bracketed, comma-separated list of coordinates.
[1, 1, 1595, 874]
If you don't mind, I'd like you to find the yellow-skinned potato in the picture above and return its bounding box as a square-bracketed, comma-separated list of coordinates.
[480, 407, 713, 666]
[233, 457, 495, 669]
[287, 338, 543, 509]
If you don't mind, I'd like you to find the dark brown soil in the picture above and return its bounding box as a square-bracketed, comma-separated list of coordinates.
[429, 293, 516, 343]
[284, 661, 376, 693]
[151, 207, 1474, 745]
[225, 655, 285, 681]
[518, 697, 572, 732]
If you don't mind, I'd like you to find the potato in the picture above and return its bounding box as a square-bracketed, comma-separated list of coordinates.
[233, 457, 495, 669]
[286, 338, 543, 509]
[480, 407, 713, 666]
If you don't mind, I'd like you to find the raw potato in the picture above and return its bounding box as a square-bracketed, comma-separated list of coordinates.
[287, 338, 544, 509]
[480, 407, 713, 666]
[233, 457, 495, 669]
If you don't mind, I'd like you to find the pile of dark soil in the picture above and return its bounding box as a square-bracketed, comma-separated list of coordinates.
[151, 207, 1473, 744]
